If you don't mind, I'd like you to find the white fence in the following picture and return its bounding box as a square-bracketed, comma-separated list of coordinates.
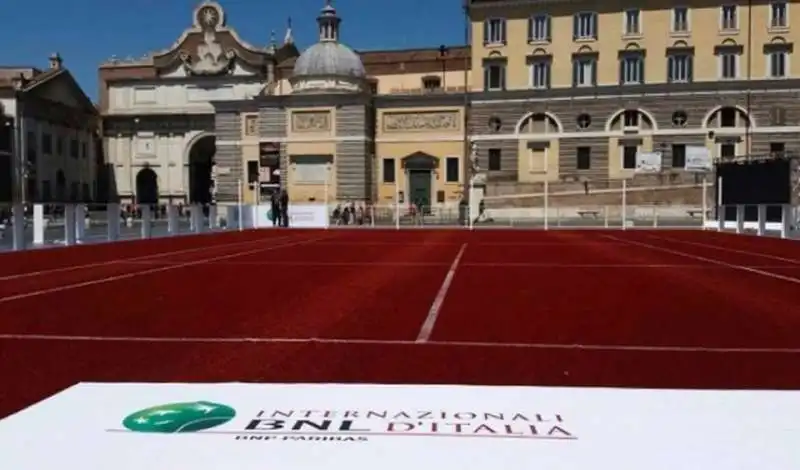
[1, 200, 797, 252]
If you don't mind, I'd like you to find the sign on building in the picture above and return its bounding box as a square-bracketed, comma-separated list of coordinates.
[685, 146, 712, 172]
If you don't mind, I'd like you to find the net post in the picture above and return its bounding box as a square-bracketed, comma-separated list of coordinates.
[621, 179, 627, 230]
[701, 175, 708, 230]
[543, 179, 549, 230]
[394, 182, 400, 230]
[236, 178, 243, 231]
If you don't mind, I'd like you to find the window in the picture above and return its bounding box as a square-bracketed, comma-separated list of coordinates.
[528, 15, 550, 42]
[42, 133, 52, 154]
[445, 157, 459, 183]
[672, 7, 689, 32]
[55, 136, 63, 155]
[573, 12, 598, 40]
[620, 53, 645, 84]
[771, 2, 788, 28]
[720, 108, 737, 127]
[530, 58, 551, 89]
[576, 147, 591, 169]
[720, 142, 736, 158]
[247, 161, 259, 183]
[483, 18, 506, 45]
[69, 139, 79, 158]
[422, 76, 441, 91]
[622, 145, 638, 169]
[382, 158, 395, 183]
[488, 148, 502, 171]
[572, 56, 596, 87]
[769, 51, 787, 77]
[770, 142, 785, 156]
[720, 5, 737, 30]
[484, 62, 506, 91]
[671, 144, 687, 168]
[720, 53, 738, 79]
[81, 141, 88, 159]
[624, 9, 641, 35]
[26, 131, 37, 165]
[623, 110, 639, 128]
[667, 54, 693, 83]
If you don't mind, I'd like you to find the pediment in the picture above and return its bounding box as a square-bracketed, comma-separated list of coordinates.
[24, 70, 96, 115]
[150, 2, 298, 77]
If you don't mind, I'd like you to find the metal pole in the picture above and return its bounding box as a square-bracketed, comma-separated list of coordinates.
[543, 179, 549, 230]
[621, 178, 627, 229]
[745, 0, 752, 158]
[394, 180, 400, 230]
[236, 178, 243, 231]
[701, 175, 708, 230]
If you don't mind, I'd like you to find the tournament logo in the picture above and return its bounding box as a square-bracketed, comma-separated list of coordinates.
[122, 401, 235, 433]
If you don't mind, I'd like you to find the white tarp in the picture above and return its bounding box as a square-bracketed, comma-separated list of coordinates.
[0, 382, 798, 469]
[634, 151, 662, 173]
[254, 203, 329, 228]
[685, 145, 713, 172]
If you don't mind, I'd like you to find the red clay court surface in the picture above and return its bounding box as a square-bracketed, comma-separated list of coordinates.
[1, 228, 799, 418]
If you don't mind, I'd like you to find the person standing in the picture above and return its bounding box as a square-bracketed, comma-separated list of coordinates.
[270, 191, 280, 227]
[279, 189, 289, 227]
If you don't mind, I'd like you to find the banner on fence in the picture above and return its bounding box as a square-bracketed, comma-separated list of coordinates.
[635, 151, 662, 173]
[685, 146, 712, 172]
[255, 204, 328, 228]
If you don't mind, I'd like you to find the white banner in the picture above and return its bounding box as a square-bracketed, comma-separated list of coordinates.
[685, 145, 712, 172]
[255, 203, 328, 228]
[0, 382, 798, 470]
[634, 151, 662, 173]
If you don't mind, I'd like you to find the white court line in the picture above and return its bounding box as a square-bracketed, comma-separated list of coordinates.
[0, 234, 334, 304]
[0, 233, 297, 282]
[416, 243, 467, 342]
[111, 259, 800, 269]
[603, 235, 800, 285]
[646, 234, 800, 265]
[1, 333, 799, 354]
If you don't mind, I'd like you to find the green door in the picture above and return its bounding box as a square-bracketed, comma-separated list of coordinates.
[408, 170, 432, 212]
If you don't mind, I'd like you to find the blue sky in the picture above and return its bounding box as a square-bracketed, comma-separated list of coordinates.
[0, 0, 466, 101]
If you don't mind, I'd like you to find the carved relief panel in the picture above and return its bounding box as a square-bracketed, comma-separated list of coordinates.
[243, 114, 259, 137]
[291, 111, 331, 132]
[382, 111, 460, 132]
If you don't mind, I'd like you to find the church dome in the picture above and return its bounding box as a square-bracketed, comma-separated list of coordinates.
[293, 42, 365, 78]
[290, 1, 365, 94]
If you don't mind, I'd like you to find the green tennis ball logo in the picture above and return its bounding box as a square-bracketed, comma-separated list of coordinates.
[123, 401, 235, 433]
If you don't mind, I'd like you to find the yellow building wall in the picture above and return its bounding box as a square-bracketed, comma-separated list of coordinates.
[517, 139, 561, 183]
[371, 70, 471, 94]
[470, 1, 800, 91]
[375, 105, 466, 206]
[284, 141, 337, 203]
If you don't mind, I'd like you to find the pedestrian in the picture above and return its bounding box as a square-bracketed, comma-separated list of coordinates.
[270, 191, 280, 227]
[279, 189, 289, 227]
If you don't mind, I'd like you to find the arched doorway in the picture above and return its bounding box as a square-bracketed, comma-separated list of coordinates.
[135, 166, 159, 205]
[187, 134, 215, 204]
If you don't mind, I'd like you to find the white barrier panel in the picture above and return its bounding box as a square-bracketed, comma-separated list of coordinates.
[255, 204, 328, 228]
[1, 382, 798, 469]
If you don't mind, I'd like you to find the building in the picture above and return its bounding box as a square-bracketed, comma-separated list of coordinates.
[99, 0, 797, 211]
[99, 1, 469, 209]
[0, 55, 98, 205]
[468, 0, 799, 205]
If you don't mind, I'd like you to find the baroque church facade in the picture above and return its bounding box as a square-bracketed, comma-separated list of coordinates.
[100, 1, 470, 210]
